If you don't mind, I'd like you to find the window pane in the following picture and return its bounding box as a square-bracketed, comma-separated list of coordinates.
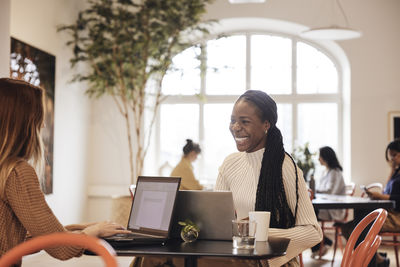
[202, 104, 237, 183]
[159, 104, 199, 174]
[206, 36, 246, 95]
[297, 103, 338, 153]
[276, 104, 293, 153]
[297, 42, 338, 94]
[251, 35, 292, 94]
[162, 47, 201, 95]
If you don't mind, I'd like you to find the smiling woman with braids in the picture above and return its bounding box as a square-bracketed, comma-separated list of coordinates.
[215, 90, 322, 266]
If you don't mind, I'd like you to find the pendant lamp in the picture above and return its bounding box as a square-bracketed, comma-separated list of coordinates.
[228, 0, 265, 3]
[301, 0, 362, 40]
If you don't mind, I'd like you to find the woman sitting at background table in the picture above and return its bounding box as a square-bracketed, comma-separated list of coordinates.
[0, 78, 130, 266]
[366, 139, 400, 227]
[171, 139, 203, 190]
[215, 90, 322, 267]
[311, 146, 346, 258]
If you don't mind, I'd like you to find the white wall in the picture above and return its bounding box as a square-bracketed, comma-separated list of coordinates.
[9, 0, 91, 224]
[0, 0, 10, 77]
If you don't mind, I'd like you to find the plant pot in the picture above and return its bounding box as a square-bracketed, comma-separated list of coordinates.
[180, 229, 199, 243]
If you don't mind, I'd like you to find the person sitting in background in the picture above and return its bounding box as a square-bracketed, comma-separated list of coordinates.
[311, 146, 346, 258]
[341, 139, 400, 267]
[365, 139, 400, 266]
[0, 78, 130, 266]
[171, 139, 203, 190]
[367, 139, 400, 232]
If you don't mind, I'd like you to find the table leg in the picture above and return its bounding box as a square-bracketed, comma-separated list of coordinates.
[184, 256, 197, 267]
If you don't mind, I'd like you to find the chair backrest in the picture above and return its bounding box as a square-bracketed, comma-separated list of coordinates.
[346, 182, 356, 196]
[341, 208, 388, 267]
[307, 188, 314, 200]
[129, 184, 136, 199]
[341, 182, 356, 221]
[0, 233, 118, 267]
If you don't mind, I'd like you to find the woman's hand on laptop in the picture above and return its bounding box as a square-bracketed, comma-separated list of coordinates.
[82, 221, 131, 237]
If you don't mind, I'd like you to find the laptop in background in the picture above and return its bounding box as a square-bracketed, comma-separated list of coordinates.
[171, 190, 236, 241]
[105, 176, 181, 247]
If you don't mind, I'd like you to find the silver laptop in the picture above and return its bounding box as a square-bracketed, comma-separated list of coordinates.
[105, 176, 181, 247]
[171, 190, 236, 241]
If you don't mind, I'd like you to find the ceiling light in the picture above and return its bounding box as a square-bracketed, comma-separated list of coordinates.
[300, 0, 362, 41]
[228, 0, 266, 4]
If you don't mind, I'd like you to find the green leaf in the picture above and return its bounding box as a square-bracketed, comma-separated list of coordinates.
[58, 0, 216, 182]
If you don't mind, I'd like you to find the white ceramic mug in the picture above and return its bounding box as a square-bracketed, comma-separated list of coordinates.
[249, 211, 271, 241]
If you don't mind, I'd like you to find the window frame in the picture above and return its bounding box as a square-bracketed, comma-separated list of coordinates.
[149, 30, 344, 184]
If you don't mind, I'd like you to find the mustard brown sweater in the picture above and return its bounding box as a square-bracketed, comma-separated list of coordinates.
[0, 160, 83, 266]
[170, 157, 203, 190]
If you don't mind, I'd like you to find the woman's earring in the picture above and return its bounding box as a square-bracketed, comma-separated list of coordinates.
[265, 129, 268, 135]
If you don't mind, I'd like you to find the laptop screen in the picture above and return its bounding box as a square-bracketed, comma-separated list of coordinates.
[127, 176, 180, 237]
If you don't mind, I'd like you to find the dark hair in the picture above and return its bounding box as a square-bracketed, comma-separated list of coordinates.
[319, 146, 342, 171]
[385, 139, 400, 162]
[183, 139, 201, 156]
[238, 90, 298, 229]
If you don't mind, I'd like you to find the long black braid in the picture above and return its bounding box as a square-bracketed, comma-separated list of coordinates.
[239, 90, 299, 229]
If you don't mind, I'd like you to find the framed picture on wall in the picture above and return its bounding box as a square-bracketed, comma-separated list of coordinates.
[9, 37, 55, 194]
[388, 111, 400, 141]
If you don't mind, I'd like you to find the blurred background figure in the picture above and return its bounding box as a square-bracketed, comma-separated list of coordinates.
[366, 138, 400, 233]
[171, 139, 203, 190]
[311, 146, 346, 258]
[339, 139, 400, 267]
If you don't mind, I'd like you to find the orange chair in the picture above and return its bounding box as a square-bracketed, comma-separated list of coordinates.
[361, 183, 399, 267]
[380, 232, 400, 267]
[330, 182, 356, 263]
[341, 208, 388, 267]
[0, 233, 118, 267]
[129, 184, 136, 199]
[318, 182, 356, 261]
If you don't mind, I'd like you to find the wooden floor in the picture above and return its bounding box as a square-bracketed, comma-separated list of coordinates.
[302, 244, 395, 267]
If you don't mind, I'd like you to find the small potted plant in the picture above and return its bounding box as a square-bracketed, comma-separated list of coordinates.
[178, 219, 200, 243]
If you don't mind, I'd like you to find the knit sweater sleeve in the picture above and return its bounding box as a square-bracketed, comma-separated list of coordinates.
[5, 161, 83, 260]
[268, 155, 323, 266]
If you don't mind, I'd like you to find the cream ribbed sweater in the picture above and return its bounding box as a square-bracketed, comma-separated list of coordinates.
[215, 148, 322, 267]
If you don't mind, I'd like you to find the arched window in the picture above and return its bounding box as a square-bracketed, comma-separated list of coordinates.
[145, 30, 346, 186]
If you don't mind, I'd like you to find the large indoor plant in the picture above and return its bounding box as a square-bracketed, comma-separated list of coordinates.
[59, 0, 213, 184]
[292, 142, 316, 181]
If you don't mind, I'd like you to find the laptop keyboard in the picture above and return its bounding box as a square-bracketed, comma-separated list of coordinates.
[112, 233, 146, 239]
[107, 232, 161, 241]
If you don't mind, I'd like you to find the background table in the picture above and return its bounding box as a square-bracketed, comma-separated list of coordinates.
[312, 193, 395, 220]
[114, 237, 290, 267]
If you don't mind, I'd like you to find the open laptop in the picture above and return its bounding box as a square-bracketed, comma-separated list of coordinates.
[171, 190, 236, 241]
[104, 176, 181, 247]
